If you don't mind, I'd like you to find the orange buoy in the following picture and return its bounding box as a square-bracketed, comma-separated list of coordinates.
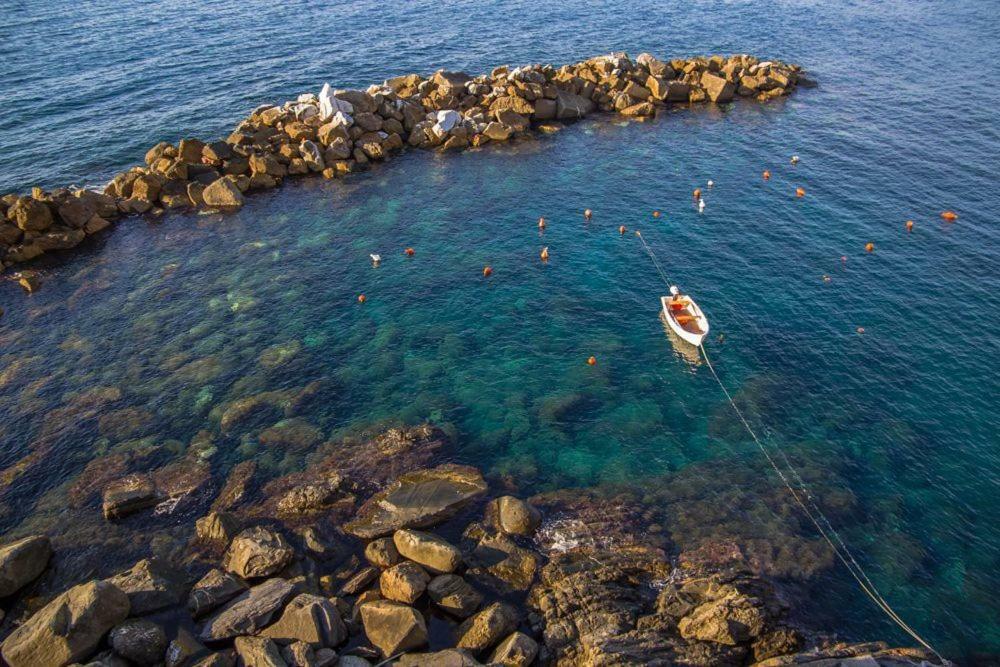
[404, 247, 415, 256]
[587, 356, 597, 366]
[619, 225, 627, 235]
[357, 294, 366, 303]
[940, 210, 958, 221]
[483, 266, 492, 277]
[538, 216, 546, 229]
[583, 209, 593, 220]
[693, 188, 701, 200]
[865, 242, 875, 252]
[795, 187, 806, 197]
[763, 170, 771, 180]
[905, 220, 914, 232]
[653, 210, 661, 218]
[857, 327, 865, 334]
[540, 247, 549, 261]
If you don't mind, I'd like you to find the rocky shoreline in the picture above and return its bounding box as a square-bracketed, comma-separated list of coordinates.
[0, 424, 942, 666]
[1, 51, 806, 299]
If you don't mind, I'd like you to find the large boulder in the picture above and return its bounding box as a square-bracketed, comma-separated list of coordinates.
[344, 465, 487, 539]
[359, 600, 427, 657]
[223, 526, 295, 579]
[554, 90, 595, 119]
[107, 558, 185, 615]
[678, 595, 766, 645]
[0, 535, 52, 597]
[201, 177, 245, 210]
[188, 568, 247, 618]
[455, 602, 519, 652]
[200, 578, 296, 642]
[260, 593, 347, 647]
[393, 529, 462, 574]
[109, 619, 167, 666]
[489, 632, 538, 666]
[700, 72, 736, 103]
[427, 574, 482, 618]
[379, 562, 430, 605]
[10, 198, 53, 232]
[491, 496, 541, 537]
[0, 580, 130, 667]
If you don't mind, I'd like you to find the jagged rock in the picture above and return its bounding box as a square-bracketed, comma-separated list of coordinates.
[102, 473, 159, 520]
[234, 636, 285, 667]
[492, 496, 541, 537]
[379, 561, 430, 604]
[261, 593, 347, 647]
[202, 177, 245, 210]
[433, 110, 462, 134]
[189, 569, 248, 618]
[700, 72, 736, 103]
[483, 122, 513, 142]
[212, 461, 257, 512]
[364, 537, 400, 569]
[107, 558, 186, 615]
[276, 478, 343, 516]
[224, 526, 295, 579]
[282, 641, 336, 667]
[467, 532, 539, 592]
[178, 138, 206, 163]
[0, 580, 130, 667]
[433, 71, 472, 92]
[344, 464, 488, 539]
[339, 566, 378, 595]
[490, 96, 534, 115]
[455, 602, 519, 652]
[393, 529, 462, 574]
[196, 511, 239, 546]
[554, 90, 595, 119]
[488, 632, 538, 666]
[678, 595, 766, 645]
[0, 535, 51, 597]
[10, 198, 53, 232]
[395, 649, 481, 666]
[200, 578, 296, 642]
[754, 642, 938, 666]
[359, 600, 427, 657]
[109, 619, 167, 666]
[427, 574, 482, 618]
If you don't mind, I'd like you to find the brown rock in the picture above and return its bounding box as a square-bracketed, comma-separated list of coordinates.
[364, 537, 400, 569]
[102, 473, 160, 519]
[200, 578, 296, 642]
[0, 535, 52, 598]
[427, 574, 482, 618]
[488, 632, 538, 666]
[189, 568, 248, 618]
[11, 198, 53, 232]
[234, 636, 285, 667]
[700, 72, 736, 103]
[393, 529, 462, 574]
[455, 602, 518, 652]
[223, 526, 295, 579]
[379, 561, 430, 604]
[196, 511, 239, 545]
[107, 558, 185, 615]
[261, 593, 347, 647]
[492, 496, 541, 536]
[359, 600, 428, 657]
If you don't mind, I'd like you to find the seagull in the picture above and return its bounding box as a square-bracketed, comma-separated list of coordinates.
[698, 199, 706, 213]
[707, 180, 714, 188]
[370, 254, 381, 266]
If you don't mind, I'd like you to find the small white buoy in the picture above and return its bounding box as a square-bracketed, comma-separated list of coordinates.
[698, 199, 706, 213]
[791, 155, 800, 164]
[707, 180, 714, 188]
[370, 253, 381, 266]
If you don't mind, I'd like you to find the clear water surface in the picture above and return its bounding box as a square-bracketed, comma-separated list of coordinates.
[1, 0, 998, 660]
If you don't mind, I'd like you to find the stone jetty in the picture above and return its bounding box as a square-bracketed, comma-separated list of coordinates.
[0, 424, 944, 666]
[0, 52, 806, 294]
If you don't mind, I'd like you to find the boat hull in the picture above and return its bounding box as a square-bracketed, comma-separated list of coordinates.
[661, 296, 709, 347]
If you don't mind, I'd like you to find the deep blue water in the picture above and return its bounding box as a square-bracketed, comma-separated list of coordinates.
[2, 0, 999, 661]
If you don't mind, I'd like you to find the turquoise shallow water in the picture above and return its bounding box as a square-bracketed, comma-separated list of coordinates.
[2, 0, 1000, 660]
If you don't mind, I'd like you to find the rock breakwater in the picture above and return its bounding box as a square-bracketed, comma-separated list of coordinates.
[0, 424, 943, 666]
[0, 51, 805, 295]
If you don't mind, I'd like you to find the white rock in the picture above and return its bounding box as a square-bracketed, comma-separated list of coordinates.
[297, 93, 318, 104]
[329, 110, 353, 129]
[294, 104, 319, 121]
[434, 110, 461, 134]
[318, 83, 354, 120]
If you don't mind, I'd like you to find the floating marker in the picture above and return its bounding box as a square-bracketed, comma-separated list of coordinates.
[841, 255, 848, 263]
[865, 242, 875, 252]
[857, 327, 865, 334]
[941, 210, 958, 221]
[796, 187, 806, 197]
[693, 188, 701, 200]
[538, 217, 546, 229]
[763, 170, 771, 180]
[540, 247, 549, 262]
[357, 294, 366, 303]
[483, 266, 493, 277]
[653, 210, 661, 218]
[405, 247, 415, 256]
[587, 356, 597, 366]
[905, 220, 914, 232]
[583, 209, 593, 220]
[619, 225, 627, 235]
[791, 155, 800, 164]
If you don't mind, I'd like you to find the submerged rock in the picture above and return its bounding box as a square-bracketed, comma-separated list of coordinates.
[223, 526, 295, 579]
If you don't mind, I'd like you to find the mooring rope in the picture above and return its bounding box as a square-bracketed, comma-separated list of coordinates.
[634, 229, 946, 662]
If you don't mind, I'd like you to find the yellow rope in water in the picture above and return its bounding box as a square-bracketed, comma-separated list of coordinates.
[698, 344, 944, 662]
[634, 228, 945, 661]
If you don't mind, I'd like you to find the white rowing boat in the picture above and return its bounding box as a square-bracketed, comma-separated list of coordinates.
[661, 286, 709, 346]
